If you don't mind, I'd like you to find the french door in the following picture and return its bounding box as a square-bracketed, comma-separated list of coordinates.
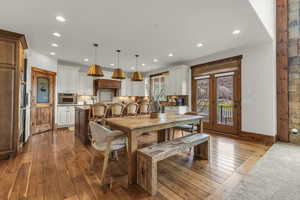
[192, 56, 241, 135]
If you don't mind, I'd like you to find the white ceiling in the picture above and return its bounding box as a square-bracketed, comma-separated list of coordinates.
[0, 0, 271, 72]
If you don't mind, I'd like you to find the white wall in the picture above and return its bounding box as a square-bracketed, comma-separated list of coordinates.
[188, 42, 276, 136]
[25, 49, 58, 141]
[249, 0, 276, 39]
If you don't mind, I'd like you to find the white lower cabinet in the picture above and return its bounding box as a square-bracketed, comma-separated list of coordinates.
[57, 106, 75, 127]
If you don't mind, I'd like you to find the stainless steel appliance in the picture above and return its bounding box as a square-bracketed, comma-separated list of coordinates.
[58, 93, 77, 104]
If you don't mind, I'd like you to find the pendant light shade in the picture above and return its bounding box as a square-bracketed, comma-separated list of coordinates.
[87, 43, 104, 77]
[131, 54, 144, 81]
[112, 50, 126, 79]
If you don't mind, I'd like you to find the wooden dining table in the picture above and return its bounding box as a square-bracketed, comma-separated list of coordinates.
[104, 113, 204, 184]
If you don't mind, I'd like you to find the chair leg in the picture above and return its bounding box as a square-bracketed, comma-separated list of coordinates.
[172, 128, 175, 139]
[114, 151, 119, 161]
[181, 130, 184, 137]
[90, 154, 95, 170]
[100, 143, 112, 185]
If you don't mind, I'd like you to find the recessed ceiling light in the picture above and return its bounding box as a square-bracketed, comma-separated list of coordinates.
[153, 59, 158, 62]
[50, 52, 56, 56]
[197, 43, 203, 47]
[232, 30, 241, 35]
[56, 16, 66, 22]
[142, 63, 146, 66]
[110, 63, 115, 66]
[53, 32, 61, 37]
[168, 53, 173, 57]
[51, 43, 58, 47]
[131, 67, 135, 70]
[84, 58, 89, 62]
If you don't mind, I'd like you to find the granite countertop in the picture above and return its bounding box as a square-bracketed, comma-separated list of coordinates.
[58, 104, 93, 107]
[75, 106, 90, 110]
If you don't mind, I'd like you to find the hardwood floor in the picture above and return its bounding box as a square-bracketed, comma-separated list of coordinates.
[0, 129, 270, 200]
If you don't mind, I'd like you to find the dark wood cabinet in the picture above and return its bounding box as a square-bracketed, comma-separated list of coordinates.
[0, 29, 28, 159]
[75, 107, 90, 145]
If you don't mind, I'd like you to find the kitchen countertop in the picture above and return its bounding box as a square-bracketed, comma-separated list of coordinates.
[75, 106, 90, 110]
[58, 104, 93, 107]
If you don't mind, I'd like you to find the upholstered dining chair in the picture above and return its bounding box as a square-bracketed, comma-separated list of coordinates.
[89, 121, 127, 188]
[90, 102, 108, 123]
[172, 112, 199, 139]
[110, 103, 124, 117]
[124, 103, 139, 116]
[139, 101, 150, 114]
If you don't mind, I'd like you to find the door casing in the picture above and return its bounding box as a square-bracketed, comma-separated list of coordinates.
[191, 56, 242, 135]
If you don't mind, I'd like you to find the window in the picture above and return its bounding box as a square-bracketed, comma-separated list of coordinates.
[37, 77, 49, 103]
[150, 72, 168, 101]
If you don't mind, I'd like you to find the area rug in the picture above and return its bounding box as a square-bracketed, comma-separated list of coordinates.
[226, 142, 300, 200]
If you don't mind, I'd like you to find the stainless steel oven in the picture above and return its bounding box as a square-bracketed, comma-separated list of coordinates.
[58, 93, 77, 104]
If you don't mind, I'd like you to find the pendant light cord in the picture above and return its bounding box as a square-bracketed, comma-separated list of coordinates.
[116, 50, 121, 68]
[135, 55, 139, 71]
[93, 43, 98, 64]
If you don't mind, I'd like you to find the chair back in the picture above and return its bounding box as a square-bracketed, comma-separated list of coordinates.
[139, 103, 150, 114]
[91, 102, 108, 119]
[125, 103, 139, 116]
[89, 121, 113, 149]
[110, 103, 124, 117]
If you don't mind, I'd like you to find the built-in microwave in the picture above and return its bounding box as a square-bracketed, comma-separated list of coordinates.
[58, 93, 77, 104]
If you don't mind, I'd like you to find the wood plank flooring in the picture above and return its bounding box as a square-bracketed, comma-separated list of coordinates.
[0, 129, 270, 200]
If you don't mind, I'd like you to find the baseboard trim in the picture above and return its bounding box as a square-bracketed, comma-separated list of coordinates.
[239, 131, 276, 146]
[203, 129, 276, 146]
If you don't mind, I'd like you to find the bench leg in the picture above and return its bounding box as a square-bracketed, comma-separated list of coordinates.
[194, 139, 210, 160]
[137, 152, 157, 195]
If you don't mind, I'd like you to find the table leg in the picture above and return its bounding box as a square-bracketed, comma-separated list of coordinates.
[128, 131, 138, 184]
[157, 129, 168, 143]
[197, 120, 204, 133]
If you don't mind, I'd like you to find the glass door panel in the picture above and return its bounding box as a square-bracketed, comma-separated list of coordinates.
[216, 75, 234, 126]
[196, 78, 210, 123]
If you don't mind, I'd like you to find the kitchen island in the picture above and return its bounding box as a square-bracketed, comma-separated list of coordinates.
[75, 106, 90, 145]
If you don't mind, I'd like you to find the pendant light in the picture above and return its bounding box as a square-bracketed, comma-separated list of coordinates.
[87, 43, 104, 77]
[112, 50, 126, 79]
[131, 54, 144, 81]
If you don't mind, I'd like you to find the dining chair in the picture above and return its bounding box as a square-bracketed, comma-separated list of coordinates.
[90, 102, 108, 123]
[89, 121, 127, 188]
[172, 111, 199, 139]
[110, 103, 125, 117]
[124, 103, 139, 116]
[139, 101, 150, 114]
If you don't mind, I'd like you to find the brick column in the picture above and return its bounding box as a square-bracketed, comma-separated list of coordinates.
[289, 0, 300, 143]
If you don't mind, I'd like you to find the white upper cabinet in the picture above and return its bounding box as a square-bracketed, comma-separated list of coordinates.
[166, 65, 188, 95]
[78, 72, 93, 95]
[131, 81, 146, 96]
[57, 66, 79, 93]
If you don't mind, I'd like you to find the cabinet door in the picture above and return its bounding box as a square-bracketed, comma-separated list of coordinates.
[58, 107, 68, 125]
[57, 67, 78, 93]
[69, 107, 75, 125]
[131, 81, 145, 96]
[79, 73, 93, 95]
[166, 72, 176, 95]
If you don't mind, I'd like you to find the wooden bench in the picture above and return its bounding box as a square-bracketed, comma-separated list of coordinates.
[137, 133, 210, 195]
